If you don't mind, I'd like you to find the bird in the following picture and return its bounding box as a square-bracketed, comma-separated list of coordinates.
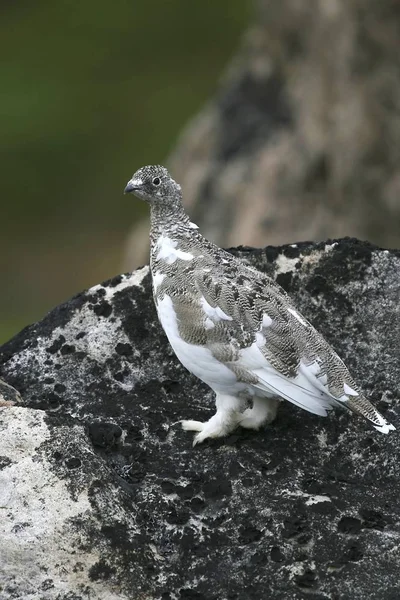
[124, 165, 395, 445]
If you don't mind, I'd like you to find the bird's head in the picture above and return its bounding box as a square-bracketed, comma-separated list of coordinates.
[124, 165, 182, 206]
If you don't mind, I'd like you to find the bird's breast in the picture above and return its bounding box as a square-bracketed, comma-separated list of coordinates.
[155, 293, 239, 391]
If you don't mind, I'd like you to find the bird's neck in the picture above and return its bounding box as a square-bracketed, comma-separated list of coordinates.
[150, 201, 192, 242]
[149, 201, 202, 271]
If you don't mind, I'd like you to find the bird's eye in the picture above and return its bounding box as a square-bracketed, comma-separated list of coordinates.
[152, 177, 161, 186]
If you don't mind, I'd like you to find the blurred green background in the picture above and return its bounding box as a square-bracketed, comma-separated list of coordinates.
[0, 0, 250, 343]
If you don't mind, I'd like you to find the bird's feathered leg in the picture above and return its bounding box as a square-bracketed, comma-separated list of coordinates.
[239, 396, 279, 430]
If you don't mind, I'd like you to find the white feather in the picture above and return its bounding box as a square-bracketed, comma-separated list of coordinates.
[344, 382, 358, 396]
[287, 307, 308, 326]
[262, 314, 273, 328]
[152, 272, 165, 292]
[204, 318, 215, 330]
[200, 297, 232, 322]
[239, 342, 338, 416]
[156, 236, 194, 264]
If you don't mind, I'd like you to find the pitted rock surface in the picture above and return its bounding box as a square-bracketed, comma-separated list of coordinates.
[0, 239, 399, 600]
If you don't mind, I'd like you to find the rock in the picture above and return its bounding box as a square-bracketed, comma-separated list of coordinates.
[0, 378, 21, 406]
[0, 239, 399, 600]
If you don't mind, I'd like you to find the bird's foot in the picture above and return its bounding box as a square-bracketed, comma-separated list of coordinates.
[181, 393, 244, 446]
[181, 412, 240, 446]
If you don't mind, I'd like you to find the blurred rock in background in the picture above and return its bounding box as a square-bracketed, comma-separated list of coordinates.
[125, 0, 400, 266]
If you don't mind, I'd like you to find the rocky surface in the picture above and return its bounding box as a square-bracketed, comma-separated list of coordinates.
[0, 379, 20, 406]
[0, 239, 399, 600]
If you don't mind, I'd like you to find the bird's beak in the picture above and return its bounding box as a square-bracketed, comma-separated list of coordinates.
[124, 180, 136, 194]
[124, 178, 143, 194]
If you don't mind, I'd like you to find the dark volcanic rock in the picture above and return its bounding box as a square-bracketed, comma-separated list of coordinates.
[0, 239, 399, 600]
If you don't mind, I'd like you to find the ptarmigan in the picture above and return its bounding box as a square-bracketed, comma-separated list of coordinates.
[124, 165, 395, 445]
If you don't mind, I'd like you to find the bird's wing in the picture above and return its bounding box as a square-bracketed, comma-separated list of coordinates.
[192, 263, 362, 416]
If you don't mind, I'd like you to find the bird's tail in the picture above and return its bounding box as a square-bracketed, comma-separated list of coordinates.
[347, 396, 395, 434]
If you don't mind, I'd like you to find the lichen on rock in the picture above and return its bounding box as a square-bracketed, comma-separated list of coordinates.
[0, 239, 399, 600]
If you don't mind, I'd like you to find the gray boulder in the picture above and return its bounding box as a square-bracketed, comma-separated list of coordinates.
[0, 239, 399, 600]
